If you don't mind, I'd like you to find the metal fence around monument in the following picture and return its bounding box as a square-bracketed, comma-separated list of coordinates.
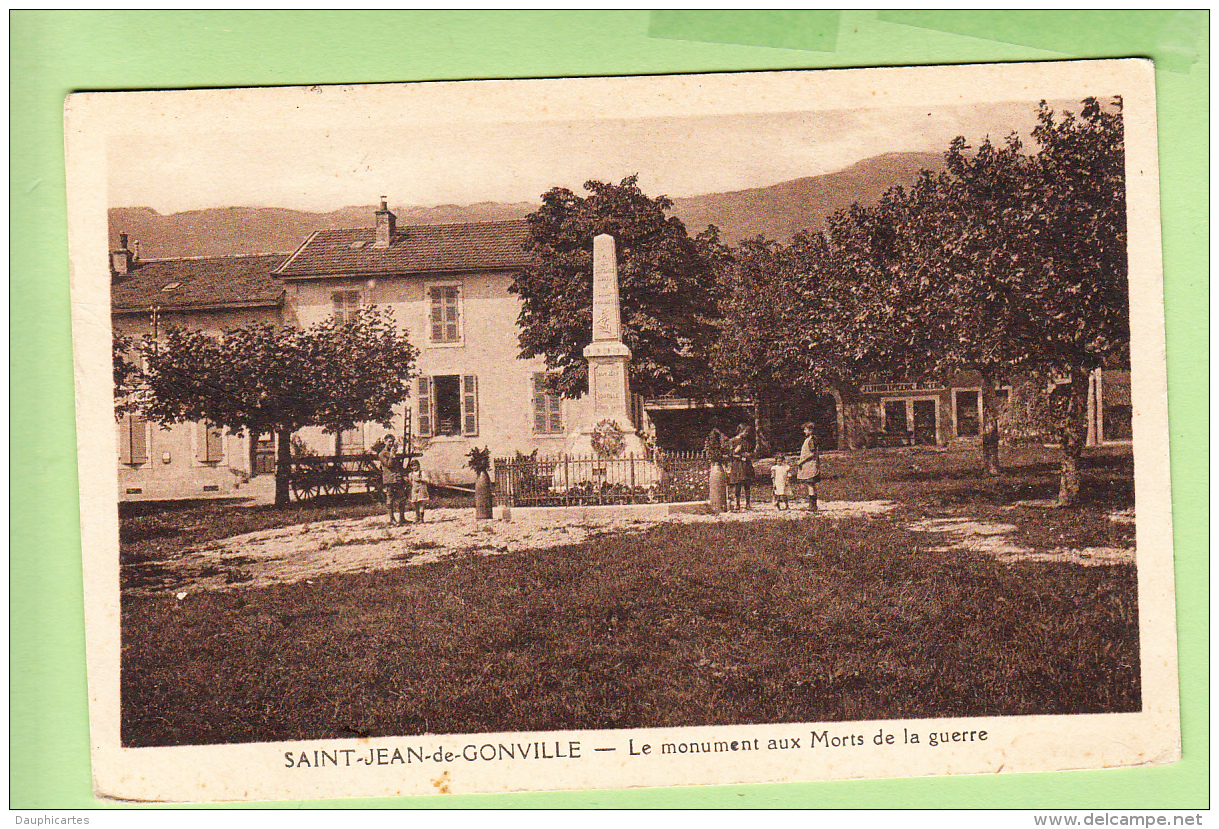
[493, 451, 709, 507]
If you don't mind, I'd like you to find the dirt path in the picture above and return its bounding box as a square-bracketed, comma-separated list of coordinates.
[907, 516, 1135, 566]
[126, 500, 1134, 597]
[125, 501, 893, 596]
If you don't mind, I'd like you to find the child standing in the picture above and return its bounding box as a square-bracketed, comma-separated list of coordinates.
[771, 454, 792, 510]
[726, 422, 755, 511]
[407, 459, 430, 524]
[796, 422, 821, 512]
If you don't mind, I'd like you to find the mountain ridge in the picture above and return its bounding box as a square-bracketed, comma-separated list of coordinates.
[109, 151, 946, 258]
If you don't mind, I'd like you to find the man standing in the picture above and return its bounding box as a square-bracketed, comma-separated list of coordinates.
[377, 433, 405, 525]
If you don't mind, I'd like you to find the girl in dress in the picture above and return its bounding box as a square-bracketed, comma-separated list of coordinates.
[406, 459, 430, 524]
[771, 453, 792, 510]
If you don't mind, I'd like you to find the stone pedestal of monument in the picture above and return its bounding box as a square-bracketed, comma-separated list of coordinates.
[558, 233, 660, 488]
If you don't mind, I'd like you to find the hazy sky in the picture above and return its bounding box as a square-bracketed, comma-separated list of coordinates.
[109, 97, 1073, 214]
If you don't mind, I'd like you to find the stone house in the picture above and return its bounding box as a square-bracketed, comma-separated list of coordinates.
[110, 236, 287, 500]
[112, 205, 633, 500]
[274, 202, 618, 486]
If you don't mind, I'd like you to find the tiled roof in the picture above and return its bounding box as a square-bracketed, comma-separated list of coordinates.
[111, 253, 287, 313]
[274, 219, 531, 278]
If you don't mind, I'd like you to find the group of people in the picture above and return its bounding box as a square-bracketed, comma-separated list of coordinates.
[375, 434, 429, 526]
[377, 419, 821, 524]
[722, 421, 821, 512]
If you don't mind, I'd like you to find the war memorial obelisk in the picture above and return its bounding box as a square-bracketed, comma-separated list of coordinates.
[564, 233, 656, 475]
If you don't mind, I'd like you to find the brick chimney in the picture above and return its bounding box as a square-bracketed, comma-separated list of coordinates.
[111, 232, 135, 275]
[374, 196, 396, 248]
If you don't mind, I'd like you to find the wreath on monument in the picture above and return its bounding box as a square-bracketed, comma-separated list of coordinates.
[590, 419, 627, 458]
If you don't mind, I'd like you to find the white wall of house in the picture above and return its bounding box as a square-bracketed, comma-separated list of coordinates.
[116, 415, 250, 500]
[286, 271, 603, 485]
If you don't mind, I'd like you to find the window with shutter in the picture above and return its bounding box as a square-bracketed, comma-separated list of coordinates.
[332, 290, 361, 325]
[120, 415, 148, 465]
[198, 421, 225, 463]
[461, 375, 478, 436]
[428, 284, 462, 344]
[417, 376, 433, 436]
[532, 373, 563, 434]
[339, 426, 365, 454]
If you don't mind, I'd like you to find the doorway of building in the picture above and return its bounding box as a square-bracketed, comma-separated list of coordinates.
[252, 434, 276, 475]
[912, 399, 937, 445]
[433, 375, 462, 436]
[883, 400, 909, 435]
[954, 389, 981, 438]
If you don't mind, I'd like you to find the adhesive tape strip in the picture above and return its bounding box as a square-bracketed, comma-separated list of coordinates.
[880, 10, 1203, 74]
[647, 10, 840, 53]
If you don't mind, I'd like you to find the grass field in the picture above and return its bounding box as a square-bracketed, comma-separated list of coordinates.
[120, 444, 1139, 747]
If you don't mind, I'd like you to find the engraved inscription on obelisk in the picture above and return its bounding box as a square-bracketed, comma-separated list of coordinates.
[592, 233, 621, 342]
[583, 233, 633, 427]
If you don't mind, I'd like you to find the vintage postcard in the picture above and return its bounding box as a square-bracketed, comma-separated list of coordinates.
[66, 59, 1177, 802]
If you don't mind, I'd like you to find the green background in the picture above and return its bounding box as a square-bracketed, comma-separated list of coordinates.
[10, 10, 1208, 809]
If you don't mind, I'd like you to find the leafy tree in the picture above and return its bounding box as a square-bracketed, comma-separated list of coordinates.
[511, 176, 721, 400]
[1022, 97, 1127, 504]
[825, 98, 1125, 502]
[113, 332, 141, 419]
[709, 231, 856, 454]
[831, 144, 1041, 474]
[136, 308, 417, 505]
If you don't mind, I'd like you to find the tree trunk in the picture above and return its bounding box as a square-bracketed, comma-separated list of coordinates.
[752, 396, 771, 458]
[275, 429, 292, 506]
[1056, 369, 1090, 507]
[248, 430, 259, 477]
[980, 370, 1002, 476]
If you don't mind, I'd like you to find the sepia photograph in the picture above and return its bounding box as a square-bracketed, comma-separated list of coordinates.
[66, 59, 1177, 802]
